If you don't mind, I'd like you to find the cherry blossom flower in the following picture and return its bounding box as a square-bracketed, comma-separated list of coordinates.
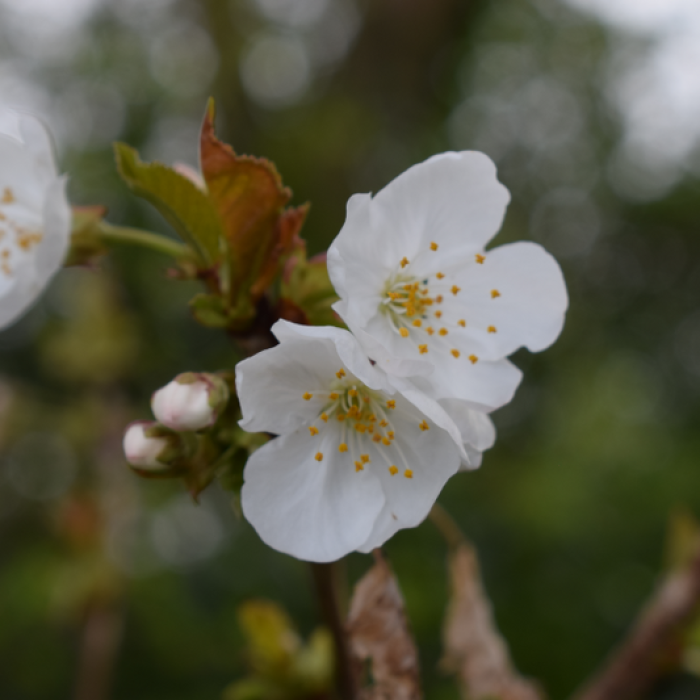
[236, 320, 491, 562]
[327, 151, 567, 404]
[152, 372, 229, 432]
[0, 109, 71, 329]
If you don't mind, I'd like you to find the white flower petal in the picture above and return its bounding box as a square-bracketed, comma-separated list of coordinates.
[356, 507, 402, 553]
[451, 242, 568, 357]
[241, 427, 385, 562]
[438, 398, 496, 470]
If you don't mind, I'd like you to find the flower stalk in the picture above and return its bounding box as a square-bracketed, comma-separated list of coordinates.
[96, 221, 193, 260]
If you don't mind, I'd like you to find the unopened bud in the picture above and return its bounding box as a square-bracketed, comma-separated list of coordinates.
[123, 421, 172, 469]
[151, 372, 229, 432]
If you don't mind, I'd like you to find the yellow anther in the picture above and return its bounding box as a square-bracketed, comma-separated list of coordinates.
[303, 392, 313, 400]
[368, 414, 377, 422]
[348, 388, 358, 397]
[436, 272, 445, 279]
[469, 354, 478, 364]
[475, 253, 485, 264]
[386, 400, 396, 409]
[412, 319, 422, 327]
[435, 310, 443, 319]
[406, 305, 416, 317]
[451, 349, 461, 358]
[399, 328, 409, 338]
[355, 424, 367, 433]
[380, 419, 389, 428]
[336, 413, 346, 421]
[451, 285, 461, 295]
[339, 443, 348, 452]
[488, 325, 497, 333]
[321, 413, 329, 422]
[387, 431, 395, 439]
[403, 284, 413, 291]
[389, 465, 399, 476]
[404, 469, 413, 479]
[315, 452, 324, 462]
[418, 344, 428, 354]
[329, 392, 339, 400]
[419, 289, 429, 297]
[400, 257, 410, 268]
[436, 295, 443, 303]
[336, 368, 346, 379]
[362, 396, 370, 403]
[458, 319, 466, 327]
[439, 328, 448, 336]
[361, 454, 370, 463]
[430, 241, 438, 251]
[419, 420, 430, 431]
[2, 188, 15, 204]
[426, 327, 434, 335]
[382, 437, 391, 446]
[372, 434, 382, 443]
[309, 426, 319, 436]
[491, 289, 501, 299]
[424, 298, 434, 305]
[388, 291, 401, 300]
[355, 462, 364, 472]
[368, 424, 374, 433]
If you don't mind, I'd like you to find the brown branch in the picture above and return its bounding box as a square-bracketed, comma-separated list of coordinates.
[311, 562, 360, 700]
[73, 600, 124, 700]
[571, 543, 700, 700]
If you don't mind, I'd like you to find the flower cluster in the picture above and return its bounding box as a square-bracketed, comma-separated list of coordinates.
[237, 152, 568, 562]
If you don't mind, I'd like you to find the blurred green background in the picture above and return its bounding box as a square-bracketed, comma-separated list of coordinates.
[2, 0, 700, 697]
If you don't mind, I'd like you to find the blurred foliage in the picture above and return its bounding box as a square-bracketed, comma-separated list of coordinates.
[1, 0, 700, 698]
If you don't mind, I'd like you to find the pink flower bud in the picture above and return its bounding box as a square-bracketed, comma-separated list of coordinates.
[151, 373, 229, 432]
[123, 421, 170, 469]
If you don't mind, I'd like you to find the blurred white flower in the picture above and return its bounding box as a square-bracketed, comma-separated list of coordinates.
[235, 320, 494, 563]
[152, 372, 229, 432]
[327, 152, 567, 406]
[123, 421, 170, 470]
[0, 108, 70, 329]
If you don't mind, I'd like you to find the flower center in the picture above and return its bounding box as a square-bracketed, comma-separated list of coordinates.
[0, 186, 44, 278]
[301, 370, 425, 479]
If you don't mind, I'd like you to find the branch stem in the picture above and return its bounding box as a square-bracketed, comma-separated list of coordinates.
[310, 562, 358, 700]
[97, 222, 193, 259]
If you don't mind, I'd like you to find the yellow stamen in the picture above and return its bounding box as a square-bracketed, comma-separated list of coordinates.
[404, 469, 413, 479]
[412, 319, 422, 327]
[368, 414, 377, 422]
[426, 327, 434, 335]
[475, 254, 485, 264]
[436, 272, 445, 280]
[451, 285, 461, 295]
[321, 413, 329, 422]
[400, 257, 410, 268]
[435, 310, 443, 319]
[389, 465, 399, 476]
[355, 462, 364, 472]
[469, 354, 478, 364]
[451, 349, 460, 358]
[439, 328, 448, 336]
[339, 443, 348, 453]
[399, 328, 409, 338]
[436, 295, 443, 303]
[361, 454, 370, 464]
[382, 437, 391, 446]
[418, 344, 428, 354]
[387, 431, 395, 439]
[419, 420, 430, 431]
[388, 291, 401, 300]
[491, 289, 501, 299]
[372, 434, 382, 443]
[336, 413, 346, 421]
[2, 188, 14, 204]
[458, 319, 466, 327]
[309, 426, 319, 436]
[488, 325, 497, 333]
[336, 368, 346, 379]
[430, 242, 438, 251]
[355, 424, 367, 433]
[315, 452, 323, 462]
[348, 388, 358, 397]
[329, 392, 339, 400]
[303, 392, 313, 400]
[386, 400, 396, 409]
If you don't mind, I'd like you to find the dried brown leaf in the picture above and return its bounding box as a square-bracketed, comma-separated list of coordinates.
[442, 544, 543, 700]
[347, 553, 421, 700]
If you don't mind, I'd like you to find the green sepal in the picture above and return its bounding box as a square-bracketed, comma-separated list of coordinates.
[113, 142, 224, 265]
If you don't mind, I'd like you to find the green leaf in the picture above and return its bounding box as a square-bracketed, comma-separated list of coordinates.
[189, 293, 231, 328]
[114, 143, 223, 265]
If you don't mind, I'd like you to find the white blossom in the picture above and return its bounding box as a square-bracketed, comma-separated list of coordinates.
[152, 372, 229, 432]
[327, 152, 567, 406]
[237, 321, 496, 562]
[123, 421, 171, 470]
[0, 109, 71, 329]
